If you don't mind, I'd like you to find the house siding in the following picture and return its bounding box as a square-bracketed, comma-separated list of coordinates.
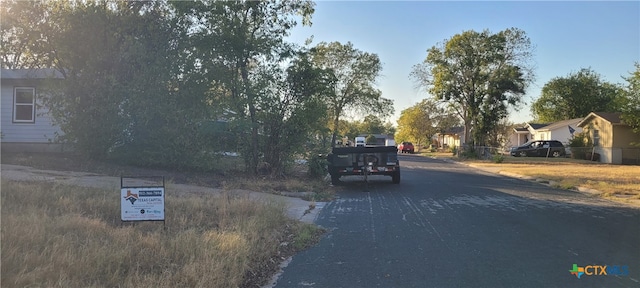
[442, 135, 460, 148]
[1, 78, 62, 145]
[613, 125, 640, 148]
[579, 114, 640, 164]
[614, 125, 640, 164]
[536, 125, 582, 144]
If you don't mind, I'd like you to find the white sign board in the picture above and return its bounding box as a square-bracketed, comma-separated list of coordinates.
[121, 187, 165, 221]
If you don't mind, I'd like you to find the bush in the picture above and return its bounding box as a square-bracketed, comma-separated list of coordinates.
[451, 145, 458, 156]
[460, 149, 478, 159]
[365, 134, 377, 145]
[307, 154, 328, 178]
[493, 154, 505, 163]
[568, 132, 592, 160]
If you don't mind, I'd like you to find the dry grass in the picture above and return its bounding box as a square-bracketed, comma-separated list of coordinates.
[1, 152, 333, 200]
[1, 180, 323, 288]
[461, 157, 640, 198]
[222, 176, 331, 201]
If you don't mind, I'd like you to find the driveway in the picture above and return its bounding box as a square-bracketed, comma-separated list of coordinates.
[270, 154, 640, 287]
[0, 164, 323, 224]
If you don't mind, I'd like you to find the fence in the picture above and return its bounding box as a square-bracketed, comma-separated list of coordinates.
[456, 145, 640, 165]
[621, 147, 640, 165]
[557, 147, 640, 165]
[456, 145, 505, 160]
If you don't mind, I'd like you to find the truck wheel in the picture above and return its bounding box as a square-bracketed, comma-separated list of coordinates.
[392, 171, 400, 184]
[331, 175, 340, 185]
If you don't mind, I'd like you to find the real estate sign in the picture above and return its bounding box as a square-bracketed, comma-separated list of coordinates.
[121, 187, 165, 221]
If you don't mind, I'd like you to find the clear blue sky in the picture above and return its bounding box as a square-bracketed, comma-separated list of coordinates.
[286, 0, 640, 125]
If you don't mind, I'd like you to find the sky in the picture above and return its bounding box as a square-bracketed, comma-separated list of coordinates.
[285, 0, 640, 125]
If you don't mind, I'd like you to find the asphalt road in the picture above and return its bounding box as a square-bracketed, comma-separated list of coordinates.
[271, 154, 640, 288]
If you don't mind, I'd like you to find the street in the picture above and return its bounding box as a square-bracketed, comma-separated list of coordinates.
[272, 155, 640, 288]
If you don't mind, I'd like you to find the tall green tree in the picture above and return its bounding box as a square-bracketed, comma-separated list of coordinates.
[1, 1, 194, 163]
[621, 63, 640, 136]
[309, 41, 394, 148]
[253, 52, 330, 175]
[1, 0, 52, 69]
[171, 0, 315, 173]
[396, 99, 459, 148]
[360, 115, 386, 135]
[531, 68, 624, 122]
[336, 119, 361, 142]
[411, 28, 534, 145]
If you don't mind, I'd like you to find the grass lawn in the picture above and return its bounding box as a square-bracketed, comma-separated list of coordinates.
[0, 180, 323, 288]
[437, 154, 640, 203]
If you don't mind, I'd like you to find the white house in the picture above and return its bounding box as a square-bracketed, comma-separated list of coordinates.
[1, 68, 66, 152]
[509, 118, 583, 148]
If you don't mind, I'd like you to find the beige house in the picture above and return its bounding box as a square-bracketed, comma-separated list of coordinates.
[577, 112, 640, 164]
[434, 126, 465, 149]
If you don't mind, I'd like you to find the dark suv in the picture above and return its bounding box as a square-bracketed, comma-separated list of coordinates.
[510, 140, 566, 158]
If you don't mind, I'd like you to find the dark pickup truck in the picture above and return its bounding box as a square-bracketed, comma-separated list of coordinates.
[327, 145, 400, 185]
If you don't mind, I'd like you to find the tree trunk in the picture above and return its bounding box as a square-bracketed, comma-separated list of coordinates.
[330, 113, 340, 148]
[240, 61, 259, 175]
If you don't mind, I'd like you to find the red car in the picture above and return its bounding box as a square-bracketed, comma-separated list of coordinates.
[398, 142, 414, 153]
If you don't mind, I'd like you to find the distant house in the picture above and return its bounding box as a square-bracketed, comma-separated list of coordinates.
[1, 68, 66, 152]
[508, 118, 583, 148]
[357, 133, 395, 146]
[509, 127, 531, 147]
[577, 112, 640, 164]
[434, 126, 465, 149]
[530, 118, 583, 143]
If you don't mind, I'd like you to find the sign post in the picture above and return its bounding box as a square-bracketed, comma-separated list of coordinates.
[120, 176, 165, 228]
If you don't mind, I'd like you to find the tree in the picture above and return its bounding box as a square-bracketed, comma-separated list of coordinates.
[360, 115, 386, 135]
[531, 68, 624, 123]
[1, 1, 194, 163]
[309, 41, 394, 148]
[336, 119, 361, 142]
[170, 0, 315, 173]
[411, 28, 534, 146]
[435, 112, 462, 148]
[396, 99, 459, 148]
[365, 134, 377, 145]
[1, 1, 53, 69]
[2, 0, 320, 174]
[396, 100, 435, 147]
[253, 52, 330, 175]
[620, 63, 640, 137]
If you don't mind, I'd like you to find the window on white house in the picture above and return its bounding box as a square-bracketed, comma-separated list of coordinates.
[593, 130, 600, 146]
[13, 87, 35, 123]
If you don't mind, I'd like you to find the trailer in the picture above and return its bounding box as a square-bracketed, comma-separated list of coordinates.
[327, 145, 400, 185]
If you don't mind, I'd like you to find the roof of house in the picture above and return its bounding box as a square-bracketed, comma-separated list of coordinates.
[357, 133, 394, 140]
[577, 112, 623, 127]
[1, 68, 63, 79]
[526, 123, 549, 130]
[536, 118, 583, 131]
[513, 127, 529, 133]
[436, 126, 464, 135]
